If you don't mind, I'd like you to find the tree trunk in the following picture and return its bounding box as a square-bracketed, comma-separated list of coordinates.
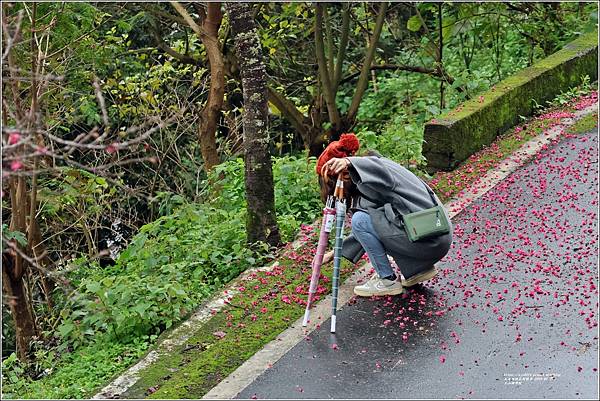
[2, 257, 37, 361]
[170, 2, 224, 171]
[198, 2, 224, 171]
[5, 177, 38, 361]
[314, 3, 342, 133]
[226, 2, 280, 247]
[345, 2, 388, 126]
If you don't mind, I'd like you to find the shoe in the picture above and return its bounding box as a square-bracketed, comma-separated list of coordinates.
[401, 267, 438, 287]
[353, 275, 404, 297]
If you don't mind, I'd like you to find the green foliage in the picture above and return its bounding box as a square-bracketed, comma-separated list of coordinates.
[206, 154, 322, 242]
[151, 192, 188, 217]
[37, 168, 117, 218]
[58, 262, 200, 346]
[1, 225, 27, 250]
[357, 121, 425, 169]
[1, 338, 150, 399]
[567, 111, 598, 135]
[353, 3, 596, 167]
[51, 154, 320, 354]
[406, 15, 422, 32]
[543, 75, 593, 108]
[272, 156, 322, 238]
[2, 354, 25, 390]
[355, 75, 438, 168]
[55, 203, 245, 347]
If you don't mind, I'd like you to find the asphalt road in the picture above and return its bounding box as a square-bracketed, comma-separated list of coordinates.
[237, 129, 599, 399]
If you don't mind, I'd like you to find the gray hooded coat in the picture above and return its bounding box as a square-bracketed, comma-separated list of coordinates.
[341, 155, 453, 278]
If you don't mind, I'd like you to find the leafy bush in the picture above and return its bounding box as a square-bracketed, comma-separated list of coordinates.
[543, 75, 593, 108]
[53, 153, 321, 349]
[2, 338, 150, 399]
[56, 203, 250, 346]
[206, 154, 322, 241]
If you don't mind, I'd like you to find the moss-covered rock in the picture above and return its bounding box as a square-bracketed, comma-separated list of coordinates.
[423, 30, 598, 172]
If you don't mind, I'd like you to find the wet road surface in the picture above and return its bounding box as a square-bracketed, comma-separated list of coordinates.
[238, 129, 599, 399]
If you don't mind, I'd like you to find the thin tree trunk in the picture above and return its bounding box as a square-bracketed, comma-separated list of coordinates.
[198, 2, 224, 171]
[346, 2, 388, 126]
[6, 177, 38, 361]
[324, 6, 335, 83]
[2, 3, 39, 361]
[314, 3, 342, 133]
[3, 257, 37, 361]
[332, 5, 350, 94]
[171, 2, 224, 171]
[226, 2, 280, 247]
[27, 2, 55, 309]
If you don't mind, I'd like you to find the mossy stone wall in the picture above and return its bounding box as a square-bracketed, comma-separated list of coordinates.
[423, 30, 598, 172]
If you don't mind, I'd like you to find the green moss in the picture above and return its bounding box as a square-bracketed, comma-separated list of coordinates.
[567, 112, 599, 135]
[119, 255, 356, 399]
[432, 118, 545, 203]
[424, 30, 598, 171]
[564, 29, 600, 48]
[431, 89, 596, 203]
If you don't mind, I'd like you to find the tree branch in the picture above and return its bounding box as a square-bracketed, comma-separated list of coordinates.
[414, 3, 439, 61]
[324, 5, 335, 83]
[338, 63, 455, 86]
[143, 4, 187, 26]
[333, 4, 350, 93]
[347, 2, 388, 122]
[314, 3, 341, 130]
[149, 18, 199, 64]
[170, 1, 210, 40]
[267, 85, 311, 146]
[503, 2, 532, 14]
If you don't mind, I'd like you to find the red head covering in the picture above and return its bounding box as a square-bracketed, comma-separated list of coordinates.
[316, 133, 360, 176]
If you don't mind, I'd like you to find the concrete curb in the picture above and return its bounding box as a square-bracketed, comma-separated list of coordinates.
[202, 264, 373, 400]
[94, 260, 287, 399]
[93, 103, 597, 400]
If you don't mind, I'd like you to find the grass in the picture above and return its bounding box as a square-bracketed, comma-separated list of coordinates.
[1, 339, 150, 399]
[567, 111, 598, 134]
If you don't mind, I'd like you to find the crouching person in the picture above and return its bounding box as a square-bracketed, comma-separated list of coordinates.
[317, 133, 453, 297]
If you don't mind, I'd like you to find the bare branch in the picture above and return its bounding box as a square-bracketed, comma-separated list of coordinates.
[170, 1, 210, 39]
[1, 8, 24, 62]
[93, 77, 110, 129]
[314, 3, 341, 131]
[45, 109, 185, 152]
[333, 4, 350, 93]
[347, 2, 388, 122]
[2, 240, 73, 290]
[149, 19, 200, 65]
[143, 3, 187, 26]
